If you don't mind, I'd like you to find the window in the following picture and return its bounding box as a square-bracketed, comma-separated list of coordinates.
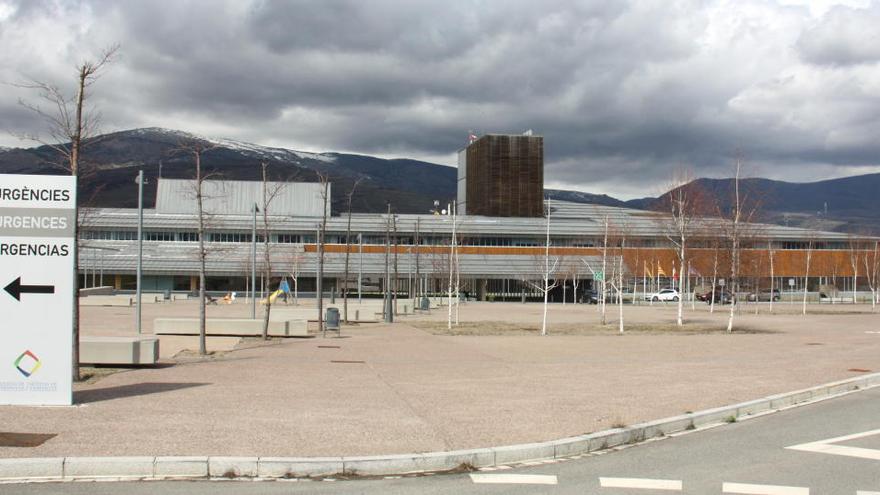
[143, 231, 174, 242]
[80, 230, 136, 240]
[276, 234, 301, 243]
[210, 232, 253, 243]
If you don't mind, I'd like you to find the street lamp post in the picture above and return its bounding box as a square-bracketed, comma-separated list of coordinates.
[136, 170, 144, 334]
[252, 202, 257, 319]
[358, 232, 363, 304]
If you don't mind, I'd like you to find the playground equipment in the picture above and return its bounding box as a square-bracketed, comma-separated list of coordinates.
[261, 289, 284, 305]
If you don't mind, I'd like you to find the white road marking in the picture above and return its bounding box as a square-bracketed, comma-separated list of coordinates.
[469, 473, 558, 485]
[722, 482, 809, 494]
[865, 331, 880, 334]
[786, 428, 880, 461]
[856, 491, 880, 495]
[599, 477, 682, 490]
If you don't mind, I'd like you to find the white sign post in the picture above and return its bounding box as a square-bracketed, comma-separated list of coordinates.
[0, 174, 76, 406]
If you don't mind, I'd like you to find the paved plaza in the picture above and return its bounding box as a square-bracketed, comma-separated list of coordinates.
[1, 300, 878, 458]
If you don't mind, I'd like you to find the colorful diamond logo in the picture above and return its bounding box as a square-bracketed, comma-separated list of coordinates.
[14, 350, 41, 378]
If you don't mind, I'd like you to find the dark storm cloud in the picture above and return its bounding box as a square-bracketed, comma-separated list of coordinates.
[2, 0, 879, 198]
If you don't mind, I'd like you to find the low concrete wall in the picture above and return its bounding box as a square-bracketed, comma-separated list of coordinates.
[81, 295, 165, 306]
[79, 286, 115, 296]
[80, 295, 132, 307]
[80, 336, 159, 365]
[154, 318, 309, 337]
[271, 307, 382, 323]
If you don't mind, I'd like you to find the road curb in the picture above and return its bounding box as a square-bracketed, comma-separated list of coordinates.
[1, 372, 878, 483]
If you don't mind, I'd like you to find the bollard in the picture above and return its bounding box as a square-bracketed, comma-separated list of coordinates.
[355, 309, 359, 321]
[404, 304, 408, 314]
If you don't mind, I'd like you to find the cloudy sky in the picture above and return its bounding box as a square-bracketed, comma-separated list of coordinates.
[1, 0, 879, 198]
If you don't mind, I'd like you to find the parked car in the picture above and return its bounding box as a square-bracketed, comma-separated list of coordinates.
[585, 290, 599, 304]
[696, 286, 725, 302]
[705, 289, 736, 305]
[746, 289, 781, 302]
[645, 288, 680, 302]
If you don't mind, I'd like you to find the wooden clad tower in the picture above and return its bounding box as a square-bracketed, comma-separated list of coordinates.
[459, 134, 544, 218]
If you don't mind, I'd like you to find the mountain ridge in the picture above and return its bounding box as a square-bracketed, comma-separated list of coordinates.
[0, 127, 877, 233]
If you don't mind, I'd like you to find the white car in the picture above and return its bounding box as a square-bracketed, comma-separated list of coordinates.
[646, 288, 680, 302]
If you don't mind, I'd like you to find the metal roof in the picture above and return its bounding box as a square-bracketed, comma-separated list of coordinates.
[155, 178, 327, 217]
[81, 200, 861, 242]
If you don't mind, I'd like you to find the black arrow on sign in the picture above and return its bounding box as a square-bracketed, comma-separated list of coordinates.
[3, 277, 55, 301]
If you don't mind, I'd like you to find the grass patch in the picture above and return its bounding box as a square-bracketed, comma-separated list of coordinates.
[410, 321, 774, 336]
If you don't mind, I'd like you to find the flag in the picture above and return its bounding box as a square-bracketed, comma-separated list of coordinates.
[643, 260, 653, 278]
[657, 261, 667, 277]
[468, 131, 478, 144]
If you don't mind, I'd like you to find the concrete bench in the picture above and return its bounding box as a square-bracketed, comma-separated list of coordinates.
[154, 318, 309, 337]
[80, 336, 159, 365]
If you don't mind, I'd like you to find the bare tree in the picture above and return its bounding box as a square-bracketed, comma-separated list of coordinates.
[802, 239, 814, 316]
[260, 163, 286, 340]
[768, 240, 776, 314]
[570, 260, 582, 304]
[384, 203, 393, 322]
[661, 170, 703, 326]
[342, 178, 363, 323]
[176, 141, 219, 355]
[600, 215, 612, 324]
[721, 157, 759, 332]
[287, 250, 303, 305]
[393, 212, 400, 316]
[523, 199, 560, 336]
[315, 172, 330, 335]
[848, 235, 862, 305]
[447, 202, 459, 330]
[605, 222, 629, 333]
[414, 218, 421, 304]
[863, 240, 879, 311]
[15, 44, 119, 380]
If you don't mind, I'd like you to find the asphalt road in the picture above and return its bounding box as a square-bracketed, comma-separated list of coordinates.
[3, 387, 879, 494]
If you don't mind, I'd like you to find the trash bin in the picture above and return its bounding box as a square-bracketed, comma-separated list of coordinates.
[164, 289, 171, 300]
[325, 307, 340, 330]
[420, 296, 430, 311]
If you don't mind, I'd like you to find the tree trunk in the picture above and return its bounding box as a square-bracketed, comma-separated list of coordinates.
[317, 180, 328, 335]
[260, 164, 272, 341]
[677, 239, 684, 326]
[803, 243, 813, 316]
[195, 152, 207, 355]
[727, 160, 742, 334]
[601, 216, 608, 325]
[768, 242, 775, 314]
[342, 191, 355, 323]
[618, 239, 625, 334]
